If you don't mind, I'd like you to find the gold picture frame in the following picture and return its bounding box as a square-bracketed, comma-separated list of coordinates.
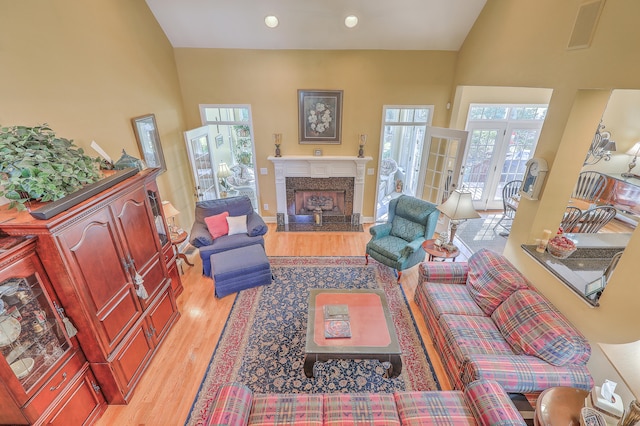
[131, 113, 166, 172]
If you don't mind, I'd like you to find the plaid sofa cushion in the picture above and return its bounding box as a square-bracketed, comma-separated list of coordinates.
[460, 354, 594, 394]
[463, 380, 527, 426]
[422, 283, 486, 319]
[394, 391, 476, 425]
[206, 383, 253, 426]
[491, 290, 591, 366]
[248, 393, 323, 426]
[323, 393, 400, 425]
[439, 314, 516, 369]
[466, 249, 530, 315]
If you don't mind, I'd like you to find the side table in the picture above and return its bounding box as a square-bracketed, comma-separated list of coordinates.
[171, 230, 194, 270]
[422, 239, 459, 261]
[534, 387, 588, 426]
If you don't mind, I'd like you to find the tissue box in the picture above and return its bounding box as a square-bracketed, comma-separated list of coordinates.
[585, 387, 623, 425]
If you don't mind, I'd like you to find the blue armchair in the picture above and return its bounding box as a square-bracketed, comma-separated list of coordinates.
[189, 196, 268, 277]
[366, 195, 439, 281]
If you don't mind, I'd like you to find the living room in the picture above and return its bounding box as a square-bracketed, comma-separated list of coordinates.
[1, 0, 640, 424]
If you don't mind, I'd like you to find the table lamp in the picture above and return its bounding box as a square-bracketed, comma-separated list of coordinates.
[598, 340, 640, 425]
[622, 142, 640, 178]
[436, 189, 479, 253]
[162, 200, 180, 235]
[217, 162, 232, 197]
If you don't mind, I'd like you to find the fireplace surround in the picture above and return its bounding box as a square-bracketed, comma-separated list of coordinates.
[268, 155, 372, 226]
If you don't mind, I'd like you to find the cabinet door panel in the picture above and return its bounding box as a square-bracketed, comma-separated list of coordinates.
[58, 208, 140, 356]
[61, 210, 131, 312]
[110, 321, 154, 397]
[111, 187, 162, 275]
[148, 289, 178, 345]
[137, 258, 167, 310]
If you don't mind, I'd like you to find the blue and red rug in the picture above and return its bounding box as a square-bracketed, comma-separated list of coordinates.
[185, 257, 439, 425]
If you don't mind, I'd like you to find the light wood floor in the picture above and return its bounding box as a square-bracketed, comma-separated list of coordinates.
[95, 224, 453, 425]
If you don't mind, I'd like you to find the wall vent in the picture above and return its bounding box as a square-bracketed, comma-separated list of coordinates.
[567, 0, 606, 50]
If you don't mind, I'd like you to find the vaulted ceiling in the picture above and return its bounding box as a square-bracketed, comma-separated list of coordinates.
[145, 0, 487, 50]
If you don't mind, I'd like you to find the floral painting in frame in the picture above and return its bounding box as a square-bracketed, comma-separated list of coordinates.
[298, 90, 343, 144]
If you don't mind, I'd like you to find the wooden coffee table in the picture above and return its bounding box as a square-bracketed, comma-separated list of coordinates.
[304, 289, 402, 378]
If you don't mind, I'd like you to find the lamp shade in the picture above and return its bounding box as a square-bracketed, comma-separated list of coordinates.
[162, 200, 180, 219]
[437, 190, 480, 221]
[625, 142, 640, 157]
[217, 162, 232, 179]
[599, 340, 640, 400]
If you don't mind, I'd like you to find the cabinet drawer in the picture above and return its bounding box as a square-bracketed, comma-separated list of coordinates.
[25, 351, 86, 419]
[40, 366, 106, 426]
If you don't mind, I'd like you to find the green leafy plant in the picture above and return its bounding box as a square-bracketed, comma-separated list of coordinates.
[0, 124, 102, 211]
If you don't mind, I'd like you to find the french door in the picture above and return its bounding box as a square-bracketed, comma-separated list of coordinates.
[461, 104, 547, 210]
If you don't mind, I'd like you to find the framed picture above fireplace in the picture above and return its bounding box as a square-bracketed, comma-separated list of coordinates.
[298, 90, 342, 144]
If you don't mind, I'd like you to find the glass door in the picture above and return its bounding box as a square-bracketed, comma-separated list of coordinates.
[461, 104, 547, 210]
[375, 106, 433, 222]
[184, 126, 219, 201]
[199, 105, 259, 210]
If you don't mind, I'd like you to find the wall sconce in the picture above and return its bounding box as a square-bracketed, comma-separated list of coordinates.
[584, 122, 617, 165]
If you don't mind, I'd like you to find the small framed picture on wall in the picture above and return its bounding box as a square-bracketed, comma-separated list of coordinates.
[131, 113, 167, 173]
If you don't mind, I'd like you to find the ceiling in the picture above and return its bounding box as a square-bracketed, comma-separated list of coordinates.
[145, 0, 487, 51]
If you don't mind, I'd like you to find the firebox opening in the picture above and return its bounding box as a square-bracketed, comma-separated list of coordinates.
[294, 191, 346, 216]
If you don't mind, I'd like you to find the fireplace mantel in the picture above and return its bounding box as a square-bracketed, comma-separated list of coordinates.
[268, 155, 372, 224]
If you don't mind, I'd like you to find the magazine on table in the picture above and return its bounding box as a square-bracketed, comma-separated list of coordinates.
[323, 304, 351, 338]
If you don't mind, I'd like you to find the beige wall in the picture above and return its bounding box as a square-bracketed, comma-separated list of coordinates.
[454, 0, 640, 397]
[0, 0, 191, 225]
[174, 48, 458, 219]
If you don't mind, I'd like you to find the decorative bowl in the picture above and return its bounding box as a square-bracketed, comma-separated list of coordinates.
[547, 236, 577, 259]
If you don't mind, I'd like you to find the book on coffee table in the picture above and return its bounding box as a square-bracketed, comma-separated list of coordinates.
[323, 304, 351, 338]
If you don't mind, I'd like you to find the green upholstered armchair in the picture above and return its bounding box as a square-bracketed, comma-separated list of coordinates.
[366, 195, 439, 281]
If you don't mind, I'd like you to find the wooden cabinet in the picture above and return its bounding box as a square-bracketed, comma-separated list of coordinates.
[0, 169, 181, 412]
[0, 237, 106, 425]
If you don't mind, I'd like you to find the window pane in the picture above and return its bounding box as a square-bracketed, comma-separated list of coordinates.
[385, 109, 400, 122]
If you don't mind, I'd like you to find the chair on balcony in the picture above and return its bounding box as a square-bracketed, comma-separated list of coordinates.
[493, 180, 522, 233]
[365, 195, 439, 282]
[567, 206, 617, 233]
[572, 171, 608, 204]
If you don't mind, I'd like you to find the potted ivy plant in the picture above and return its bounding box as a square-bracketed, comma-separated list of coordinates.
[0, 124, 102, 211]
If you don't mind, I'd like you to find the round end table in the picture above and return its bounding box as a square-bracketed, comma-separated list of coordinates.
[534, 387, 588, 426]
[422, 239, 460, 261]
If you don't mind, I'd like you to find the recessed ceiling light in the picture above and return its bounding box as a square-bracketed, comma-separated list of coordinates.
[345, 15, 358, 28]
[265, 15, 279, 28]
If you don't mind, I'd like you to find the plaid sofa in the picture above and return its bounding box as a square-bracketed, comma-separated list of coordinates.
[205, 379, 526, 425]
[415, 248, 593, 402]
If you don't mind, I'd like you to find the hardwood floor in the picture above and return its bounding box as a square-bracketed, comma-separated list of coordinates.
[95, 224, 452, 425]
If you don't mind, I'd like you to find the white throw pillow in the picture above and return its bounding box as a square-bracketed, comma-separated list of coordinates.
[226, 215, 248, 235]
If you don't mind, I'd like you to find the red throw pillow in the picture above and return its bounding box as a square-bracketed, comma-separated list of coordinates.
[204, 211, 230, 239]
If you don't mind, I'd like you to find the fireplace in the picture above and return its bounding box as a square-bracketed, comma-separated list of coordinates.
[287, 177, 353, 223]
[269, 155, 372, 227]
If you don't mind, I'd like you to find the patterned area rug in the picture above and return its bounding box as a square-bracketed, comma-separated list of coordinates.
[185, 257, 439, 426]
